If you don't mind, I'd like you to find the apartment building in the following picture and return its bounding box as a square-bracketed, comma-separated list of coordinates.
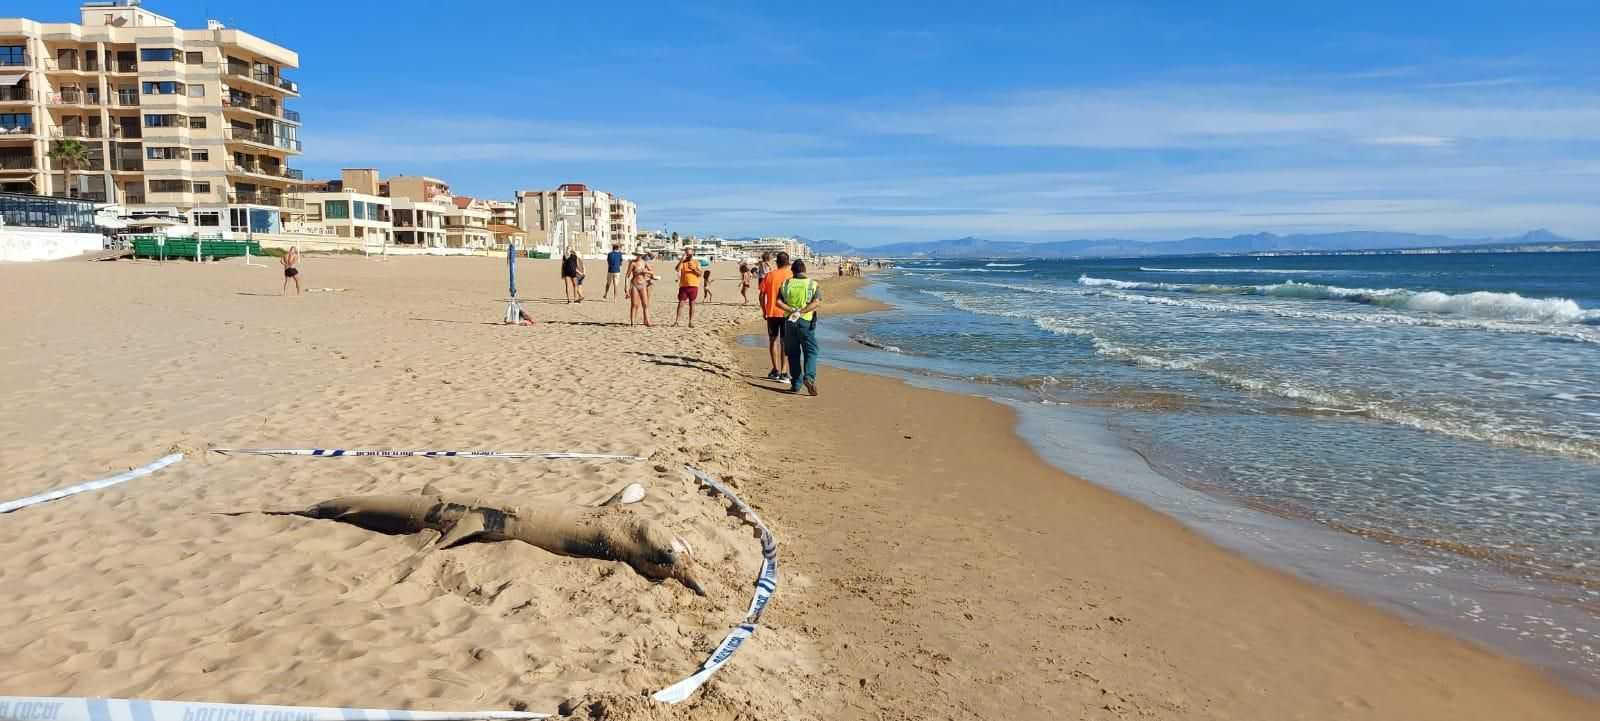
[294, 190, 390, 245]
[484, 198, 515, 228]
[515, 183, 637, 257]
[443, 195, 492, 249]
[609, 197, 637, 253]
[0, 1, 302, 234]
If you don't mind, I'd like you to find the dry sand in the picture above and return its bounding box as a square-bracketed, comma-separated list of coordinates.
[0, 255, 803, 717]
[0, 255, 1593, 720]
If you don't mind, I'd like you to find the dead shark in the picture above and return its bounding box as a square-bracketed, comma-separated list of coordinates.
[238, 482, 706, 596]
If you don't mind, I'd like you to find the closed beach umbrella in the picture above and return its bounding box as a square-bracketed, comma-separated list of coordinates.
[507, 243, 518, 298]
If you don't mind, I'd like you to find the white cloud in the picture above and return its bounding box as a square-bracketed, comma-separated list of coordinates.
[1360, 135, 1455, 147]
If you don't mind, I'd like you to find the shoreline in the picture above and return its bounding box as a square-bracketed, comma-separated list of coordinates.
[729, 272, 1596, 719]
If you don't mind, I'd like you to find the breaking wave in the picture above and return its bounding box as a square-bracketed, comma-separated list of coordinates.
[985, 262, 1026, 267]
[1139, 266, 1326, 274]
[1078, 276, 1600, 326]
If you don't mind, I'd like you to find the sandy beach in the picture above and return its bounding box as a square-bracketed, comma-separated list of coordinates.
[0, 255, 1594, 720]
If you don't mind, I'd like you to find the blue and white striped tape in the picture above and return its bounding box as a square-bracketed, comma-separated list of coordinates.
[0, 697, 546, 721]
[211, 449, 645, 462]
[0, 455, 776, 716]
[0, 454, 183, 515]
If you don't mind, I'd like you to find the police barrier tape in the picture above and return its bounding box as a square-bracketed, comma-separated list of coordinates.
[0, 698, 546, 721]
[211, 449, 646, 462]
[0, 454, 184, 515]
[0, 459, 775, 718]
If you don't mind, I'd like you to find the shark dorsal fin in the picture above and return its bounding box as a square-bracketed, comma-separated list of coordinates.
[420, 483, 442, 496]
[436, 511, 489, 549]
[598, 482, 646, 507]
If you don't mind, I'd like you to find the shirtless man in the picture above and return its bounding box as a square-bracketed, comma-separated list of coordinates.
[625, 253, 656, 327]
[281, 246, 301, 296]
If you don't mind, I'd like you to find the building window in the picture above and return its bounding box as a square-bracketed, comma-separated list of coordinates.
[185, 51, 203, 64]
[191, 149, 208, 162]
[142, 81, 184, 95]
[352, 201, 365, 219]
[139, 48, 177, 62]
[194, 211, 221, 227]
[324, 200, 349, 219]
[193, 181, 211, 194]
[0, 46, 24, 67]
[145, 147, 188, 160]
[0, 113, 30, 131]
[188, 116, 207, 129]
[149, 179, 190, 193]
[143, 114, 183, 127]
[187, 84, 205, 97]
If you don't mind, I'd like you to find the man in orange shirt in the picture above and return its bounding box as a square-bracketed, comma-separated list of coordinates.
[673, 249, 704, 327]
[757, 251, 793, 382]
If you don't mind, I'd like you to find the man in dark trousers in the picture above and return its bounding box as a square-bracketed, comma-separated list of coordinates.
[776, 259, 822, 396]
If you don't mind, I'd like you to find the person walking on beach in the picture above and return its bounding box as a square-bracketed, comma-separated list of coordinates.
[701, 261, 714, 303]
[673, 250, 703, 327]
[626, 252, 655, 326]
[758, 251, 793, 382]
[281, 246, 301, 296]
[777, 259, 822, 396]
[561, 250, 585, 303]
[739, 261, 752, 305]
[756, 252, 772, 286]
[603, 244, 625, 300]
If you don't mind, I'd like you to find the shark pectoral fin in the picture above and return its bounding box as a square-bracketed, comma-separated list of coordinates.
[598, 482, 646, 507]
[419, 483, 442, 496]
[435, 512, 489, 549]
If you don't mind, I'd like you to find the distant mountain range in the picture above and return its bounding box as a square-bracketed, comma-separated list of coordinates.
[793, 229, 1589, 259]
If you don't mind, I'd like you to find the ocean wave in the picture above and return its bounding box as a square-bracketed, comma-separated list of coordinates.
[1078, 276, 1600, 326]
[985, 262, 1026, 267]
[849, 332, 911, 354]
[926, 277, 1600, 346]
[1085, 337, 1600, 461]
[905, 267, 1028, 273]
[1139, 266, 1326, 274]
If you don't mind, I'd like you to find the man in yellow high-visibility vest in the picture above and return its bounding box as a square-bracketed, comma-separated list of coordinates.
[776, 259, 822, 396]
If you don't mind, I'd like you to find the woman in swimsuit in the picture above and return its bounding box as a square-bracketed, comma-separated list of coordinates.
[561, 250, 585, 303]
[738, 261, 751, 305]
[626, 254, 655, 326]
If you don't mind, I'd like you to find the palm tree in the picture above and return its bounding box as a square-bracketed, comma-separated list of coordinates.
[48, 138, 90, 199]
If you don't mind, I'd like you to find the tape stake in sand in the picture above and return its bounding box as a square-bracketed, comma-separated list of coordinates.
[0, 697, 549, 721]
[211, 449, 646, 462]
[0, 454, 183, 514]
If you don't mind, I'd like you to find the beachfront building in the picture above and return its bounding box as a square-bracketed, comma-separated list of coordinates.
[0, 1, 303, 234]
[442, 194, 492, 249]
[389, 195, 446, 247]
[723, 236, 812, 260]
[515, 183, 635, 257]
[485, 198, 516, 228]
[293, 190, 390, 246]
[609, 197, 637, 253]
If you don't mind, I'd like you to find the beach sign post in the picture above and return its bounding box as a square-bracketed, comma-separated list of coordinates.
[504, 242, 523, 324]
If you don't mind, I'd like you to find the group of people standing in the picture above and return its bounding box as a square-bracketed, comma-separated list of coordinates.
[555, 246, 825, 396]
[753, 251, 822, 396]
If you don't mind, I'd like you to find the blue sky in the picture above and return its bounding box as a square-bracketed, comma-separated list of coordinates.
[71, 1, 1600, 244]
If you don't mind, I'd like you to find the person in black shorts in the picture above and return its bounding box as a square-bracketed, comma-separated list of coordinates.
[561, 250, 585, 303]
[281, 246, 301, 296]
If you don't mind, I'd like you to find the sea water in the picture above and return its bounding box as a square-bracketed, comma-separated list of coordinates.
[823, 252, 1600, 689]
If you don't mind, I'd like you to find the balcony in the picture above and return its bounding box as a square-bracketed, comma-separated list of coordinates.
[51, 89, 101, 106]
[0, 87, 33, 103]
[51, 126, 104, 140]
[0, 155, 37, 170]
[0, 52, 31, 68]
[228, 191, 303, 209]
[45, 56, 100, 72]
[0, 125, 35, 138]
[53, 190, 107, 202]
[229, 163, 304, 181]
[225, 67, 299, 96]
[112, 91, 140, 107]
[124, 194, 146, 204]
[111, 159, 144, 172]
[110, 60, 138, 73]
